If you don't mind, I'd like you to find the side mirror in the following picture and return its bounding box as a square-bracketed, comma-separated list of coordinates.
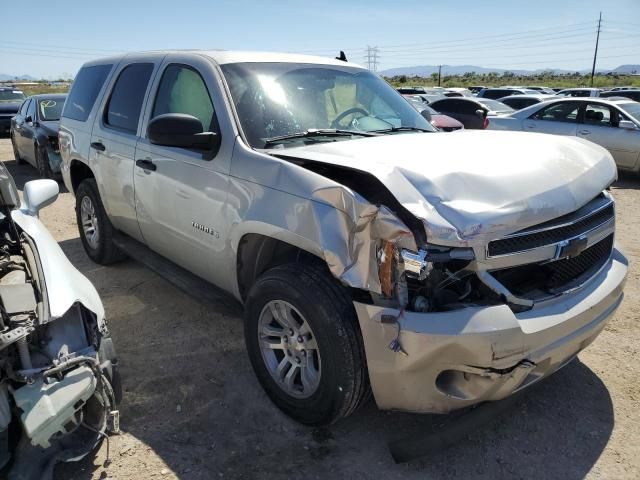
[419, 109, 432, 122]
[22, 179, 59, 216]
[25, 115, 33, 124]
[148, 113, 220, 151]
[619, 120, 638, 130]
[475, 109, 486, 119]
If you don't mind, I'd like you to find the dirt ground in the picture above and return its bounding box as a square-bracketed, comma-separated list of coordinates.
[1, 137, 639, 480]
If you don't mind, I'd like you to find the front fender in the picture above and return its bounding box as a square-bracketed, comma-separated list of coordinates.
[11, 209, 105, 322]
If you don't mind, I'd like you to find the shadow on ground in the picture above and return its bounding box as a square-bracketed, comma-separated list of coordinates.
[53, 235, 615, 480]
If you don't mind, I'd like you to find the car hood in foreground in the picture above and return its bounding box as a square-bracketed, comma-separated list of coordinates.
[274, 130, 617, 246]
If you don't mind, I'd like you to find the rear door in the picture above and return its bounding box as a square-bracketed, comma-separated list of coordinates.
[133, 55, 234, 284]
[89, 55, 161, 241]
[577, 102, 639, 170]
[522, 101, 580, 136]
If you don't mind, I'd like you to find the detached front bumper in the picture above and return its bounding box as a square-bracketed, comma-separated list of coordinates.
[355, 247, 628, 414]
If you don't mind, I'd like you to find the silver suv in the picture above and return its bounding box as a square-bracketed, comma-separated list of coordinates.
[59, 51, 627, 425]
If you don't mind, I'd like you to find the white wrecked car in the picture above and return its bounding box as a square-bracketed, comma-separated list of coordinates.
[0, 164, 120, 479]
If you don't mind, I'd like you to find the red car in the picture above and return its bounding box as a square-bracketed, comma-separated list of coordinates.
[404, 95, 464, 132]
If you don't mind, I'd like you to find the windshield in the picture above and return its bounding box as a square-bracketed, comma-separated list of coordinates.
[0, 90, 26, 103]
[38, 97, 65, 121]
[476, 99, 515, 112]
[620, 103, 640, 123]
[221, 62, 435, 149]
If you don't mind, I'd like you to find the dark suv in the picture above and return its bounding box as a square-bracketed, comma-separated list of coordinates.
[0, 87, 26, 134]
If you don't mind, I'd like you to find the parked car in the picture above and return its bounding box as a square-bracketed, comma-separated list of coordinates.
[499, 94, 557, 110]
[488, 97, 640, 173]
[476, 87, 538, 99]
[10, 94, 67, 179]
[444, 87, 473, 97]
[524, 86, 556, 95]
[60, 51, 626, 426]
[555, 88, 601, 97]
[405, 96, 464, 131]
[609, 86, 634, 91]
[600, 89, 640, 102]
[0, 87, 26, 134]
[0, 164, 121, 478]
[468, 85, 487, 94]
[430, 97, 513, 129]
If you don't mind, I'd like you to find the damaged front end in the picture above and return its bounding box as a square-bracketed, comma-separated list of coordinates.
[0, 186, 119, 479]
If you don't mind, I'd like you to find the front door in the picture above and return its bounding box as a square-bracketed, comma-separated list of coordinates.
[522, 101, 580, 136]
[577, 102, 640, 170]
[134, 58, 233, 285]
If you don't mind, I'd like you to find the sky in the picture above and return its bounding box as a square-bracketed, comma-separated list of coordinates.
[1, 0, 639, 78]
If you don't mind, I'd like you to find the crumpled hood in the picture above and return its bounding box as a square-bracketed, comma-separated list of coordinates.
[274, 130, 617, 246]
[39, 120, 60, 136]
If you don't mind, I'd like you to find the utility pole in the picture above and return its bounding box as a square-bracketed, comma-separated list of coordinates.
[438, 65, 442, 86]
[590, 12, 602, 87]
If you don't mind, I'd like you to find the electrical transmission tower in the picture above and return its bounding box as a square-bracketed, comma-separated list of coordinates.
[364, 46, 380, 71]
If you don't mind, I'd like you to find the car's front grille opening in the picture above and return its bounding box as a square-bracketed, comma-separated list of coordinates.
[488, 202, 614, 257]
[490, 234, 614, 299]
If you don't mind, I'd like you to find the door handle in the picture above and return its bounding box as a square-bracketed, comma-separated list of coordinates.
[525, 123, 535, 129]
[90, 141, 106, 151]
[136, 159, 157, 171]
[579, 129, 591, 135]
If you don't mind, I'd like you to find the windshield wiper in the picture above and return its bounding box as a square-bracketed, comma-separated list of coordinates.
[264, 128, 379, 146]
[371, 126, 432, 133]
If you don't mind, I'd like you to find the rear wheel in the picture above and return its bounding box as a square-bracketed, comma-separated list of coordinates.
[11, 134, 23, 165]
[75, 179, 126, 265]
[244, 263, 369, 425]
[34, 144, 54, 179]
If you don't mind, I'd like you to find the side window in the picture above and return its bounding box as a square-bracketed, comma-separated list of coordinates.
[432, 100, 457, 113]
[532, 102, 579, 123]
[152, 65, 215, 131]
[62, 64, 112, 122]
[105, 63, 154, 133]
[19, 99, 30, 116]
[458, 101, 480, 115]
[584, 103, 614, 127]
[26, 98, 36, 120]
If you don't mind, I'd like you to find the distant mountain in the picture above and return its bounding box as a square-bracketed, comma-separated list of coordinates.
[380, 64, 636, 77]
[612, 64, 640, 74]
[0, 74, 38, 82]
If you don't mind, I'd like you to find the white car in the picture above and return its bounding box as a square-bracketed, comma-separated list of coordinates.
[0, 165, 120, 478]
[555, 88, 601, 97]
[488, 98, 640, 173]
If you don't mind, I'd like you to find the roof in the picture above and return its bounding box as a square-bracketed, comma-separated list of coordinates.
[83, 50, 365, 69]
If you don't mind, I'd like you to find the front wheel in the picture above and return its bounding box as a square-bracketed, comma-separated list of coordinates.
[244, 263, 369, 425]
[75, 179, 126, 265]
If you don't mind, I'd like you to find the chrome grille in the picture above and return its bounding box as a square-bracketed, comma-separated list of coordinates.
[488, 200, 614, 257]
[490, 234, 613, 298]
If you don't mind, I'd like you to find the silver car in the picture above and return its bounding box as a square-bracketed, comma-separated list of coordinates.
[489, 98, 640, 173]
[59, 51, 627, 425]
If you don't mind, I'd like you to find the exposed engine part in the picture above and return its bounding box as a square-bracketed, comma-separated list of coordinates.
[0, 208, 120, 479]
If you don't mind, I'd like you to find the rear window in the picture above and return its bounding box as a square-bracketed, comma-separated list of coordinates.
[62, 64, 112, 122]
[105, 63, 154, 133]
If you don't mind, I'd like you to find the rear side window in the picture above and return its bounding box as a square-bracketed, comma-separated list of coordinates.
[485, 89, 512, 99]
[105, 63, 154, 133]
[151, 64, 215, 131]
[63, 64, 112, 122]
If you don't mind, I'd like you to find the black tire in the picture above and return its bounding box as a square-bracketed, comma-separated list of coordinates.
[11, 134, 23, 165]
[244, 263, 369, 425]
[75, 178, 126, 265]
[34, 144, 54, 179]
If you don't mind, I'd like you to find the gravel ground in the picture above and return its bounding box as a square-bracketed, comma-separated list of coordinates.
[1, 137, 639, 479]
